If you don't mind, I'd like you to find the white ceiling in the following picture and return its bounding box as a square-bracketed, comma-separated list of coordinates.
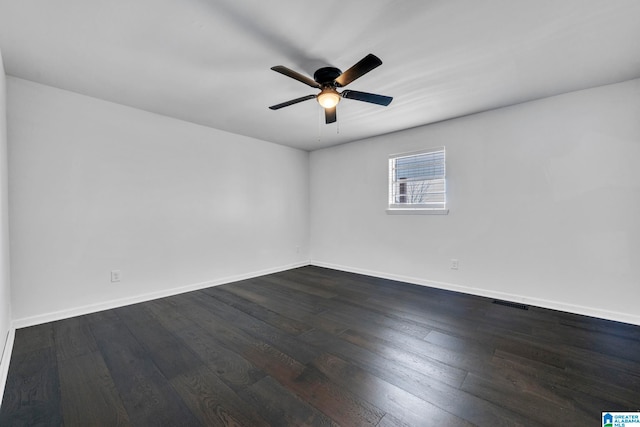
[1, 0, 640, 151]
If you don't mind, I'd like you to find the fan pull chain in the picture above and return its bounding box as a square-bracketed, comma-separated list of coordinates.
[318, 106, 322, 143]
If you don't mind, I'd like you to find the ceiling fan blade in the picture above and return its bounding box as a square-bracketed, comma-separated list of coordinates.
[341, 90, 393, 106]
[325, 106, 336, 124]
[334, 54, 383, 87]
[269, 94, 316, 110]
[271, 66, 320, 88]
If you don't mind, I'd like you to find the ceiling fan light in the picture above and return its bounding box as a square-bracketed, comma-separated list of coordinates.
[317, 88, 341, 109]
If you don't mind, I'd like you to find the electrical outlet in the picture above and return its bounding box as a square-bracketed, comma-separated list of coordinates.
[450, 259, 459, 270]
[111, 270, 122, 282]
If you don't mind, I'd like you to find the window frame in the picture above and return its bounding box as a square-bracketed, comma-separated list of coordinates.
[387, 147, 449, 215]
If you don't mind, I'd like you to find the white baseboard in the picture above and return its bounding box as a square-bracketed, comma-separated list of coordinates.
[0, 326, 15, 405]
[311, 260, 640, 327]
[12, 261, 310, 330]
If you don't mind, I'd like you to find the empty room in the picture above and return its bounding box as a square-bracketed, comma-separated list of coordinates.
[1, 1, 639, 426]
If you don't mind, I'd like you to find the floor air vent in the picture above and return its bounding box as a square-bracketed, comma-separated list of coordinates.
[492, 299, 528, 310]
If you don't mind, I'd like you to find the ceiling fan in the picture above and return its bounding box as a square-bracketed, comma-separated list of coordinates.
[269, 54, 393, 124]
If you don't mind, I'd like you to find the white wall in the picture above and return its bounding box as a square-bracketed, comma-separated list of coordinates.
[8, 78, 309, 325]
[6, 74, 640, 329]
[0, 50, 12, 393]
[310, 78, 640, 325]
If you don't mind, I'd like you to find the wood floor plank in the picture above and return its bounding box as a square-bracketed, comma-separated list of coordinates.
[53, 315, 99, 361]
[176, 324, 267, 391]
[173, 294, 385, 426]
[335, 305, 432, 339]
[57, 351, 131, 426]
[493, 348, 640, 409]
[363, 296, 486, 340]
[281, 268, 383, 303]
[146, 296, 202, 332]
[290, 364, 385, 427]
[170, 293, 309, 382]
[114, 303, 203, 380]
[489, 333, 567, 370]
[0, 348, 63, 426]
[239, 376, 339, 427]
[491, 349, 639, 418]
[144, 296, 267, 391]
[191, 290, 320, 364]
[238, 277, 331, 315]
[535, 321, 640, 364]
[564, 355, 640, 395]
[170, 365, 270, 427]
[90, 318, 201, 426]
[2, 266, 639, 426]
[179, 296, 385, 425]
[337, 328, 468, 388]
[298, 320, 545, 426]
[461, 343, 604, 425]
[312, 352, 474, 427]
[460, 370, 587, 426]
[222, 283, 348, 335]
[10, 324, 55, 356]
[255, 273, 339, 299]
[347, 326, 494, 374]
[207, 287, 313, 335]
[557, 314, 640, 340]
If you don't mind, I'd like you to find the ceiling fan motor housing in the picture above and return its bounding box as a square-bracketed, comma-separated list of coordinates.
[314, 67, 342, 86]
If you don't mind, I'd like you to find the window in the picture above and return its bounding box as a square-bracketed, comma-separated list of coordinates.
[388, 147, 447, 214]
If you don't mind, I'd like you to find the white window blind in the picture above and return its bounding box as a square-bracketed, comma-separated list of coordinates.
[388, 147, 446, 210]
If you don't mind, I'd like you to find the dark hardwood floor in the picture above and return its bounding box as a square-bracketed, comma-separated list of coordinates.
[1, 266, 639, 426]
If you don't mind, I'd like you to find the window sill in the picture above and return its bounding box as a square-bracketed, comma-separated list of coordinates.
[386, 208, 449, 215]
